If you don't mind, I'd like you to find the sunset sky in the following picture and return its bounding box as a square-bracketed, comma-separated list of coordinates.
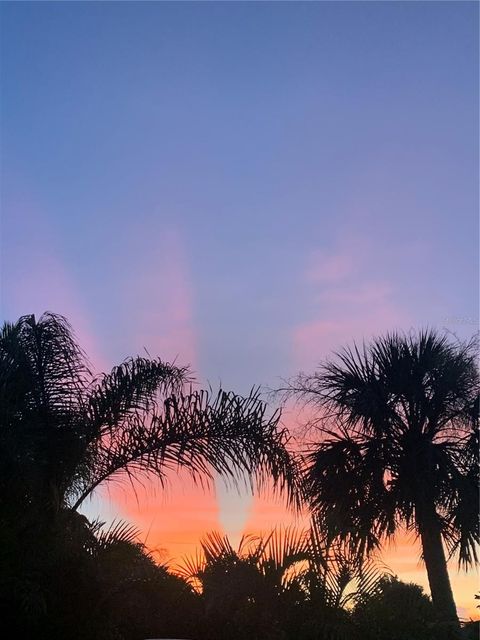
[1, 0, 478, 618]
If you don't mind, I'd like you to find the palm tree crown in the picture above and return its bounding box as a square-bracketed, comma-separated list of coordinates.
[288, 330, 479, 636]
[0, 312, 298, 523]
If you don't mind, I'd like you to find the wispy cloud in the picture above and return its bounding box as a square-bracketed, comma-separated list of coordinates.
[293, 235, 410, 371]
[127, 226, 197, 371]
[105, 223, 217, 557]
[2, 197, 106, 371]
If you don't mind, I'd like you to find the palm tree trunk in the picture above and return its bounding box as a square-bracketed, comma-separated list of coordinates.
[419, 521, 461, 639]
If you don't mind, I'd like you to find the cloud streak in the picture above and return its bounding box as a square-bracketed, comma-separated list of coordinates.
[293, 235, 410, 371]
[1, 195, 106, 371]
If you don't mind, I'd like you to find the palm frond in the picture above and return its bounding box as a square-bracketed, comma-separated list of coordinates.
[288, 329, 479, 571]
[88, 356, 189, 431]
[95, 519, 141, 550]
[73, 387, 299, 510]
[0, 313, 91, 514]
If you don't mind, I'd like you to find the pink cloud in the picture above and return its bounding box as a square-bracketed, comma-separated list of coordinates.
[306, 250, 354, 284]
[3, 199, 106, 372]
[293, 238, 410, 371]
[104, 224, 215, 557]
[127, 226, 197, 372]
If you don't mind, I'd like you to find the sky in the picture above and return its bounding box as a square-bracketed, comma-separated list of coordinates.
[1, 0, 478, 618]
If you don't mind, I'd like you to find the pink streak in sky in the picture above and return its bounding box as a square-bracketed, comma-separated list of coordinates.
[3, 197, 106, 371]
[293, 236, 410, 371]
[127, 226, 197, 371]
[106, 224, 222, 561]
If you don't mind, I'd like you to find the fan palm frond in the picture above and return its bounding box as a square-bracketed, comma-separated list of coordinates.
[286, 329, 479, 631]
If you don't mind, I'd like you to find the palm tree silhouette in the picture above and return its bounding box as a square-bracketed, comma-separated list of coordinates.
[178, 525, 388, 640]
[288, 330, 478, 638]
[0, 312, 297, 526]
[0, 312, 298, 635]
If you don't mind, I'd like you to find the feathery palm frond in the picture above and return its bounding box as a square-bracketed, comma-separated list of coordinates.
[94, 519, 141, 550]
[72, 386, 299, 510]
[1, 312, 298, 520]
[1, 312, 299, 638]
[259, 526, 309, 587]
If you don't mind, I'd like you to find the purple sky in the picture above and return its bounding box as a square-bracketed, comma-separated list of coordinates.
[1, 0, 478, 612]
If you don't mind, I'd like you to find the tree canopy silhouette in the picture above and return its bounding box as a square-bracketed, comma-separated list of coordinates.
[0, 312, 297, 522]
[177, 524, 390, 640]
[352, 576, 437, 640]
[0, 312, 298, 637]
[286, 330, 479, 638]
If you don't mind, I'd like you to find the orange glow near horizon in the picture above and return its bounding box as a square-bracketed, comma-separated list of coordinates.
[244, 496, 479, 620]
[106, 480, 479, 622]
[10, 212, 477, 621]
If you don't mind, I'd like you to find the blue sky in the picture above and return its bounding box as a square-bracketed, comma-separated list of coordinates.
[2, 2, 478, 382]
[1, 0, 478, 608]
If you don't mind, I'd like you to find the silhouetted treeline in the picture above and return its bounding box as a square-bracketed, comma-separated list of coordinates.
[0, 314, 478, 639]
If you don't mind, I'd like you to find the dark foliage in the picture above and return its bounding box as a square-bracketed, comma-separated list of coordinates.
[352, 576, 437, 640]
[286, 330, 479, 636]
[0, 312, 297, 638]
[177, 526, 390, 640]
[1, 315, 477, 639]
